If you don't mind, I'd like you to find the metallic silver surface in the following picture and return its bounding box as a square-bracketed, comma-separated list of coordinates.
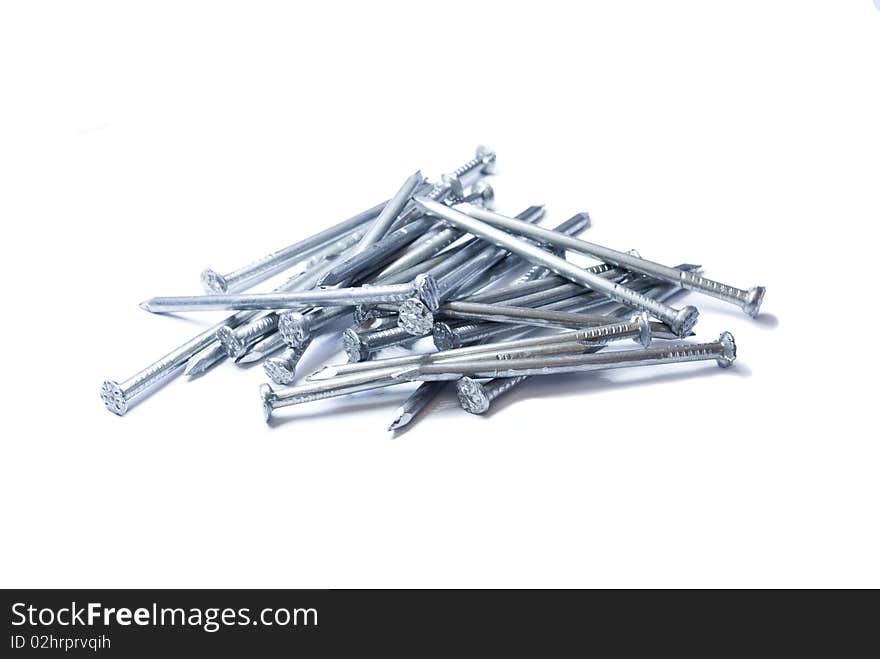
[107, 143, 760, 427]
[436, 302, 627, 331]
[317, 215, 435, 286]
[216, 313, 279, 359]
[455, 203, 766, 317]
[236, 331, 286, 364]
[347, 171, 425, 261]
[200, 200, 385, 294]
[259, 317, 660, 421]
[278, 307, 352, 349]
[436, 213, 584, 301]
[387, 382, 448, 432]
[393, 332, 737, 381]
[311, 315, 652, 381]
[444, 145, 497, 190]
[262, 339, 313, 385]
[467, 212, 592, 296]
[260, 365, 408, 421]
[449, 284, 670, 415]
[416, 198, 699, 337]
[183, 341, 230, 379]
[393, 205, 547, 336]
[393, 146, 496, 226]
[457, 376, 530, 415]
[141, 274, 440, 313]
[339, 323, 418, 363]
[375, 182, 495, 279]
[431, 268, 697, 351]
[347, 227, 582, 363]
[101, 314, 252, 415]
[115, 231, 365, 408]
[465, 277, 568, 304]
[183, 230, 367, 376]
[411, 206, 546, 285]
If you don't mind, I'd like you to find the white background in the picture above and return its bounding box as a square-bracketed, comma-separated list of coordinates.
[1, 1, 878, 588]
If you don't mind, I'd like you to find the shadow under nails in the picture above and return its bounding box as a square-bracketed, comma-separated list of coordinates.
[292, 335, 350, 380]
[692, 300, 780, 329]
[483, 361, 751, 418]
[754, 312, 779, 329]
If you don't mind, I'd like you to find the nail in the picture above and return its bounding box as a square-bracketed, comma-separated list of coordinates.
[236, 331, 286, 364]
[278, 307, 351, 349]
[393, 332, 737, 381]
[394, 205, 547, 337]
[216, 313, 279, 359]
[259, 366, 406, 421]
[450, 289, 666, 415]
[313, 314, 652, 381]
[101, 315, 252, 415]
[431, 271, 696, 351]
[340, 324, 419, 363]
[345, 171, 426, 264]
[456, 203, 766, 317]
[387, 381, 447, 431]
[416, 198, 700, 337]
[376, 182, 495, 280]
[262, 339, 313, 385]
[457, 376, 530, 415]
[200, 200, 385, 293]
[391, 146, 497, 226]
[473, 212, 592, 294]
[184, 231, 368, 376]
[435, 301, 630, 332]
[318, 215, 435, 287]
[141, 274, 440, 313]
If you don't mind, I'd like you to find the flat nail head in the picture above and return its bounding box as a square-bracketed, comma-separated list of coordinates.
[717, 331, 737, 368]
[432, 322, 460, 350]
[413, 273, 440, 312]
[279, 312, 310, 348]
[474, 180, 495, 209]
[671, 305, 700, 338]
[743, 286, 766, 318]
[200, 268, 229, 294]
[101, 380, 128, 416]
[476, 145, 497, 174]
[263, 359, 297, 385]
[216, 325, 248, 359]
[259, 384, 276, 422]
[397, 298, 434, 336]
[633, 312, 652, 348]
[456, 377, 491, 414]
[341, 328, 371, 363]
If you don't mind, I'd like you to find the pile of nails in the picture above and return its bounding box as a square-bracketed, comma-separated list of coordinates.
[102, 146, 766, 430]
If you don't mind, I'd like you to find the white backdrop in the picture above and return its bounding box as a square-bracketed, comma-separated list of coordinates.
[1, 1, 878, 588]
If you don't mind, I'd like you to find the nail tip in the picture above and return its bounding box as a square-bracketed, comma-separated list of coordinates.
[388, 411, 412, 432]
[315, 272, 339, 287]
[308, 367, 333, 381]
